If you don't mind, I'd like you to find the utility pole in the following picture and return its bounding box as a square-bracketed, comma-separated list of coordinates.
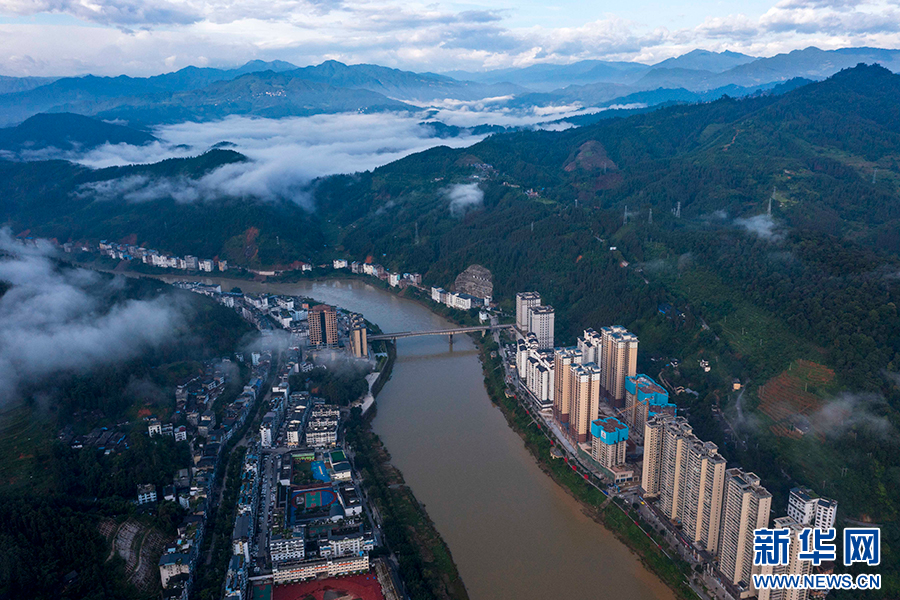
[873, 168, 878, 184]
[768, 187, 774, 217]
[414, 222, 420, 246]
[623, 204, 628, 225]
[648, 208, 653, 225]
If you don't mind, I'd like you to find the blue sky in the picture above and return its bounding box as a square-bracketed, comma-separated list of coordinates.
[0, 0, 898, 76]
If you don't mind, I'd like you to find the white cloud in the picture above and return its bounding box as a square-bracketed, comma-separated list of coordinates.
[445, 182, 483, 216]
[69, 106, 590, 207]
[0, 229, 184, 401]
[734, 214, 784, 241]
[0, 0, 899, 77]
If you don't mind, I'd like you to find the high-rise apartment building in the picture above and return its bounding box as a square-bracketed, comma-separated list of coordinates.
[309, 304, 338, 348]
[719, 469, 772, 595]
[641, 414, 727, 554]
[349, 313, 368, 358]
[590, 417, 628, 468]
[515, 291, 541, 332]
[641, 414, 666, 497]
[600, 326, 638, 407]
[552, 348, 582, 424]
[682, 439, 727, 554]
[624, 374, 675, 441]
[569, 362, 602, 443]
[658, 417, 692, 522]
[787, 487, 837, 530]
[529, 305, 555, 349]
[757, 517, 813, 600]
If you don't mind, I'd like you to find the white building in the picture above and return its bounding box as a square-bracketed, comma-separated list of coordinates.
[528, 305, 555, 350]
[787, 487, 837, 530]
[270, 531, 306, 563]
[199, 259, 214, 272]
[515, 291, 541, 332]
[174, 426, 188, 442]
[148, 418, 162, 437]
[137, 484, 157, 505]
[333, 259, 348, 269]
[389, 273, 401, 287]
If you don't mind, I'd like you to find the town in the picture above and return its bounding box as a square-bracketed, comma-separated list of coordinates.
[56, 235, 842, 600]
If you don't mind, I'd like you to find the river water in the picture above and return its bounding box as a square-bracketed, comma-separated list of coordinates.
[166, 276, 675, 600]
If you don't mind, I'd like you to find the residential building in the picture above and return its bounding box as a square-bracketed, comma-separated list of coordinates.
[529, 305, 555, 350]
[174, 426, 188, 442]
[333, 259, 348, 269]
[758, 517, 813, 600]
[590, 417, 628, 468]
[681, 439, 727, 554]
[569, 362, 602, 443]
[787, 487, 837, 530]
[389, 273, 400, 287]
[199, 259, 214, 272]
[158, 553, 191, 588]
[137, 484, 157, 505]
[577, 328, 602, 364]
[719, 469, 772, 596]
[552, 347, 582, 424]
[309, 304, 338, 348]
[148, 418, 162, 437]
[600, 326, 638, 407]
[624, 374, 676, 441]
[515, 291, 541, 332]
[349, 313, 368, 358]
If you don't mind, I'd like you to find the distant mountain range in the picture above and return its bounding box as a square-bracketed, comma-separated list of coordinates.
[0, 46, 897, 129]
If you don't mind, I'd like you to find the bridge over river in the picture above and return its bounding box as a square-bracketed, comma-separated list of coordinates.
[367, 323, 516, 341]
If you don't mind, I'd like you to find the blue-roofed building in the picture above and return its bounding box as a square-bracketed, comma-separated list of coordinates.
[624, 374, 677, 441]
[590, 417, 628, 469]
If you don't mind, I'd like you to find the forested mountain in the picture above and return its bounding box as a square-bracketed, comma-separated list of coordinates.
[0, 113, 156, 155]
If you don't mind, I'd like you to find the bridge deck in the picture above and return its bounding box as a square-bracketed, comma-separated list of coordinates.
[368, 324, 514, 340]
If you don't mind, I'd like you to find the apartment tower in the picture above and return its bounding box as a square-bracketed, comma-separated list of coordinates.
[349, 313, 368, 358]
[600, 326, 639, 407]
[719, 469, 772, 595]
[309, 304, 338, 348]
[569, 362, 602, 443]
[757, 517, 812, 600]
[590, 417, 629, 468]
[552, 348, 582, 424]
[529, 305, 556, 350]
[515, 291, 541, 332]
[681, 439, 727, 554]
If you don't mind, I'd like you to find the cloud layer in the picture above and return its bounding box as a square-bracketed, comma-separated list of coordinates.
[0, 229, 183, 401]
[72, 107, 587, 207]
[0, 0, 899, 76]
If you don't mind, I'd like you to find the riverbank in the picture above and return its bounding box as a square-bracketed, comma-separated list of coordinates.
[472, 333, 697, 600]
[346, 334, 470, 600]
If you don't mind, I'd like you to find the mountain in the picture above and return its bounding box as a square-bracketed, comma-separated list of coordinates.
[0, 60, 302, 126]
[0, 112, 156, 155]
[90, 71, 414, 126]
[287, 60, 524, 101]
[444, 60, 650, 92]
[0, 75, 59, 95]
[652, 49, 756, 73]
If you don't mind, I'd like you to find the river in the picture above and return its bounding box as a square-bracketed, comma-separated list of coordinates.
[165, 275, 676, 600]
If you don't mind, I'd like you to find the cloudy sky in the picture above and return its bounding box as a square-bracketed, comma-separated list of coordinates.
[0, 0, 898, 76]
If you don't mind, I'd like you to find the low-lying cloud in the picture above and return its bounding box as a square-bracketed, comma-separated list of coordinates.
[445, 182, 484, 216]
[734, 214, 784, 241]
[68, 107, 591, 208]
[0, 229, 184, 402]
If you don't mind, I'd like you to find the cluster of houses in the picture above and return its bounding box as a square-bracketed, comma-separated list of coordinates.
[156, 354, 271, 600]
[93, 240, 228, 272]
[225, 445, 262, 600]
[337, 258, 422, 290]
[430, 286, 491, 311]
